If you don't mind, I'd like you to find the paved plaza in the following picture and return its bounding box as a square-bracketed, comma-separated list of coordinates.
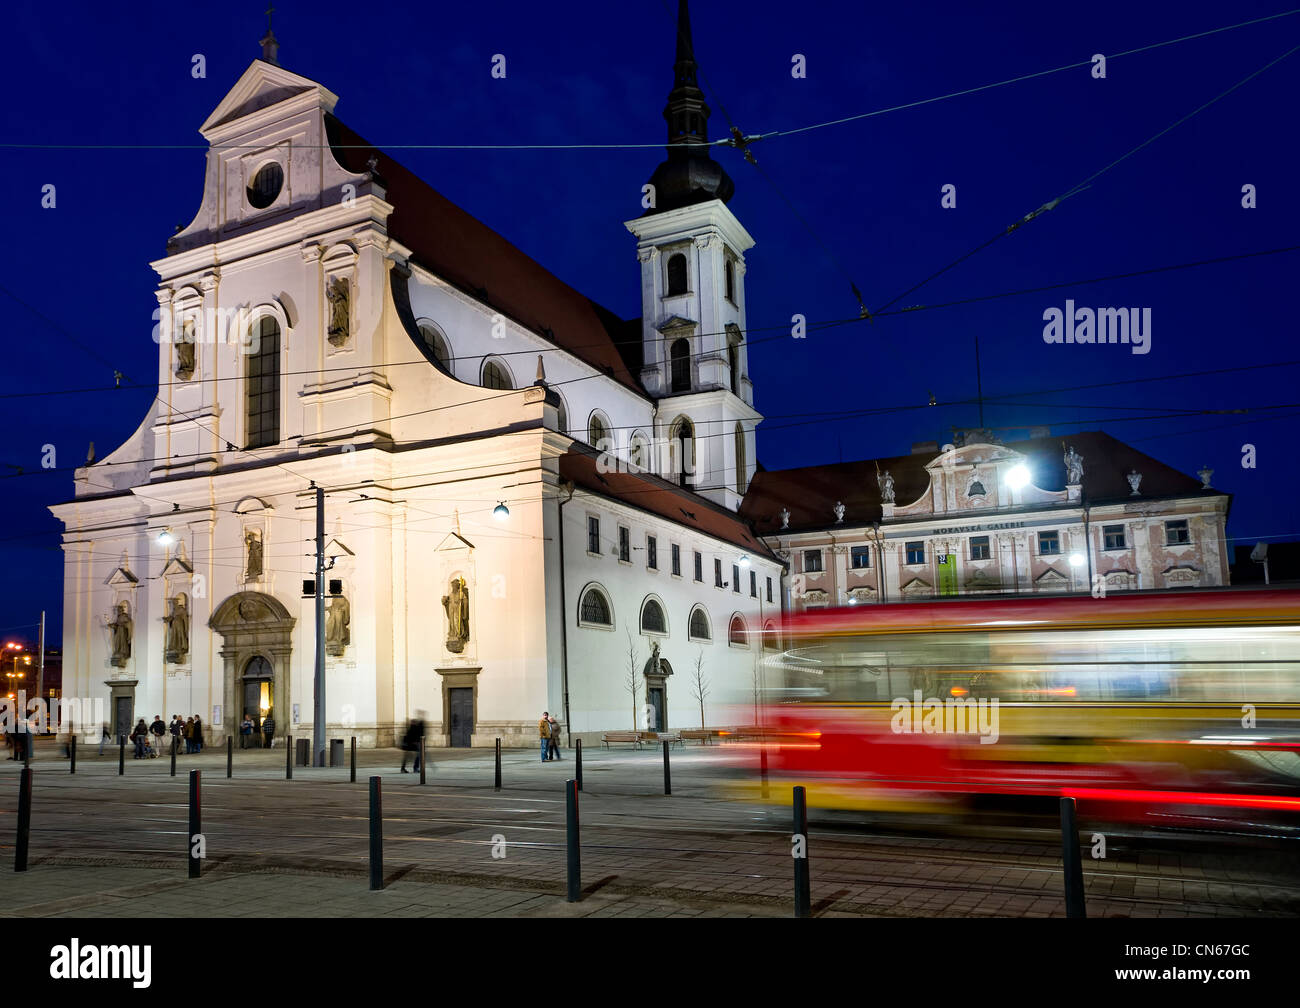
[0, 738, 1295, 918]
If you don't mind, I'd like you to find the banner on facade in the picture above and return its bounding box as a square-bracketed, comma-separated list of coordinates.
[937, 553, 958, 596]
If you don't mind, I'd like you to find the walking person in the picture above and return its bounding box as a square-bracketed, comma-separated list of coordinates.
[400, 712, 426, 773]
[547, 715, 562, 761]
[240, 713, 254, 749]
[261, 709, 276, 750]
[191, 715, 203, 754]
[538, 711, 552, 762]
[98, 723, 112, 756]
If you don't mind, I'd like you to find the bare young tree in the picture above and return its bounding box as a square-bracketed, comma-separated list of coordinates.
[625, 630, 642, 730]
[690, 648, 710, 728]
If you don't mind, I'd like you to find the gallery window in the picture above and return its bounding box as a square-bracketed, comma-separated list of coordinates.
[850, 546, 871, 569]
[969, 536, 991, 561]
[804, 550, 823, 573]
[906, 542, 925, 565]
[1039, 531, 1061, 556]
[1104, 525, 1127, 551]
[1165, 520, 1190, 545]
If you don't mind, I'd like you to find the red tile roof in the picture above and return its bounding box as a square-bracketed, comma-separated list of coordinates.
[740, 431, 1223, 534]
[560, 444, 779, 562]
[325, 115, 645, 394]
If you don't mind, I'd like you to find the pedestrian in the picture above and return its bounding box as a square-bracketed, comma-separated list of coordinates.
[181, 717, 193, 754]
[399, 712, 426, 773]
[240, 712, 254, 749]
[150, 714, 167, 755]
[547, 715, 562, 761]
[191, 715, 203, 754]
[170, 715, 184, 753]
[98, 723, 112, 756]
[261, 709, 276, 749]
[130, 718, 148, 759]
[538, 710, 552, 762]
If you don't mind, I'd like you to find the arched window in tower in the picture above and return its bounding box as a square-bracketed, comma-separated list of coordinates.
[629, 432, 649, 472]
[670, 337, 691, 393]
[418, 323, 451, 371]
[588, 413, 609, 450]
[670, 416, 695, 488]
[666, 253, 688, 296]
[245, 316, 280, 449]
[482, 359, 512, 390]
[734, 422, 747, 495]
[725, 259, 736, 303]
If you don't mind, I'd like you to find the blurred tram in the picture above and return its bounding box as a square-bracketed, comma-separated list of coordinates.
[743, 588, 1300, 837]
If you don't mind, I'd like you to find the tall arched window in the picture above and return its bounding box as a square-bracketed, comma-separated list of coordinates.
[666, 253, 688, 296]
[629, 432, 649, 472]
[729, 615, 748, 648]
[670, 416, 694, 488]
[763, 620, 778, 650]
[688, 606, 711, 641]
[554, 396, 569, 434]
[734, 423, 747, 495]
[245, 316, 280, 449]
[641, 598, 667, 634]
[588, 413, 609, 449]
[727, 333, 742, 396]
[725, 259, 736, 302]
[578, 586, 612, 627]
[482, 359, 512, 389]
[670, 337, 691, 393]
[418, 323, 451, 370]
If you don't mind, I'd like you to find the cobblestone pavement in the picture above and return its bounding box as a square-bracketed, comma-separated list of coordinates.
[0, 738, 1295, 918]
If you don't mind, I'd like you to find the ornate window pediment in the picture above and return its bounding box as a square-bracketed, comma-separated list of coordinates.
[1162, 565, 1201, 586]
[900, 578, 932, 598]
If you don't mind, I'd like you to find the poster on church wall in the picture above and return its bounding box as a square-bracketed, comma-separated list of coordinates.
[937, 554, 958, 596]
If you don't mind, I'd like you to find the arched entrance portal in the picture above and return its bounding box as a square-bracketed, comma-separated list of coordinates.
[209, 591, 295, 744]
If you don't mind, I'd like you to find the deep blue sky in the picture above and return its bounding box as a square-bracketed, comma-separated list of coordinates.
[4, 0, 1298, 641]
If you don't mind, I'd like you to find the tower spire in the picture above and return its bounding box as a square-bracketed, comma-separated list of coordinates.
[645, 0, 734, 214]
[260, 5, 280, 65]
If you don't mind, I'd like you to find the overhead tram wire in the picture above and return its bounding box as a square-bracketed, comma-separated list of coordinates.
[871, 42, 1300, 316]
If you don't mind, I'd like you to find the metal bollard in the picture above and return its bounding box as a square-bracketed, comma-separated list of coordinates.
[15, 767, 32, 872]
[565, 778, 581, 902]
[419, 736, 426, 785]
[350, 736, 356, 784]
[171, 736, 177, 777]
[793, 785, 811, 918]
[494, 737, 501, 791]
[227, 735, 233, 779]
[1059, 797, 1087, 918]
[119, 737, 125, 776]
[188, 770, 202, 879]
[286, 736, 293, 780]
[663, 739, 672, 795]
[69, 734, 76, 774]
[369, 775, 383, 891]
[760, 745, 769, 800]
[575, 738, 583, 791]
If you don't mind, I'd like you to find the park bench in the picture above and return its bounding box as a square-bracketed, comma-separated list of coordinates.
[602, 731, 643, 749]
[679, 729, 720, 745]
[642, 731, 683, 749]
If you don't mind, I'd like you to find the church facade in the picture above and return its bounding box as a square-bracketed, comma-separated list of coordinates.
[50, 11, 781, 746]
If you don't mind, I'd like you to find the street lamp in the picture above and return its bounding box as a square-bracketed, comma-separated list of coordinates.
[493, 501, 510, 521]
[1004, 464, 1031, 491]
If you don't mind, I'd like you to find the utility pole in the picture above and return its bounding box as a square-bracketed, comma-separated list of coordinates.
[314, 485, 326, 767]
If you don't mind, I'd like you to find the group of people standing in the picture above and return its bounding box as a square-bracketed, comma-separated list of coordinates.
[239, 710, 276, 748]
[129, 714, 204, 758]
[538, 711, 562, 761]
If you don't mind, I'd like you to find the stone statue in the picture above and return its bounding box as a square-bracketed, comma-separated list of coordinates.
[163, 595, 189, 662]
[643, 640, 664, 678]
[779, 507, 790, 530]
[175, 319, 196, 379]
[107, 602, 132, 667]
[1198, 466, 1213, 489]
[245, 532, 263, 581]
[878, 470, 896, 504]
[326, 594, 351, 656]
[1127, 470, 1142, 496]
[327, 278, 350, 346]
[442, 577, 470, 653]
[1064, 444, 1084, 485]
[833, 501, 846, 524]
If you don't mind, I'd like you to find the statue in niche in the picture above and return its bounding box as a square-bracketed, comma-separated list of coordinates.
[878, 470, 896, 504]
[442, 577, 470, 654]
[245, 531, 263, 581]
[1127, 470, 1143, 496]
[1064, 444, 1084, 485]
[833, 501, 846, 524]
[175, 319, 196, 380]
[163, 594, 189, 663]
[326, 594, 351, 656]
[107, 602, 133, 667]
[779, 507, 790, 530]
[327, 278, 350, 346]
[643, 640, 668, 678]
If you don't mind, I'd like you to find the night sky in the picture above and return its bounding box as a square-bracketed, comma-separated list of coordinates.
[4, 0, 1297, 641]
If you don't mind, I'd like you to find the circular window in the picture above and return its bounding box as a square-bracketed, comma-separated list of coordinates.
[247, 162, 284, 209]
